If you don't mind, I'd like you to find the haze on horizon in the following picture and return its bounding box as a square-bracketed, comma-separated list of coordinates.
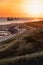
[0, 0, 43, 18]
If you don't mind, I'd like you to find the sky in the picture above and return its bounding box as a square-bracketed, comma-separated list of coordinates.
[0, 0, 43, 17]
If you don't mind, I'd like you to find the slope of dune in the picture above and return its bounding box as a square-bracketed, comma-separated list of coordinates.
[26, 20, 43, 28]
[0, 26, 43, 65]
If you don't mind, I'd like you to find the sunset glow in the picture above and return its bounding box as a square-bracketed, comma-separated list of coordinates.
[21, 0, 43, 17]
[0, 0, 43, 17]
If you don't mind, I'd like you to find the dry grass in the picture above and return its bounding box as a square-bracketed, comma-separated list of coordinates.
[0, 26, 43, 65]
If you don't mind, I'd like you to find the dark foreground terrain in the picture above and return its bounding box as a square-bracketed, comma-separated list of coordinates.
[0, 21, 43, 65]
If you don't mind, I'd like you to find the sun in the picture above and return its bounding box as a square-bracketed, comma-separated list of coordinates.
[28, 4, 42, 17]
[21, 0, 43, 17]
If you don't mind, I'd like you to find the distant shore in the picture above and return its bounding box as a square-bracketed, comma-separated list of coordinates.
[0, 17, 43, 25]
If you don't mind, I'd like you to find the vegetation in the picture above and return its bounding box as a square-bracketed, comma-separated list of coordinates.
[0, 24, 43, 65]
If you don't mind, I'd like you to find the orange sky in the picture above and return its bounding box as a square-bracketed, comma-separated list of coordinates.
[0, 0, 43, 17]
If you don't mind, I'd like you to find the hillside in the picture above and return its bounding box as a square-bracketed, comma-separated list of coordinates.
[0, 26, 43, 65]
[26, 20, 43, 28]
